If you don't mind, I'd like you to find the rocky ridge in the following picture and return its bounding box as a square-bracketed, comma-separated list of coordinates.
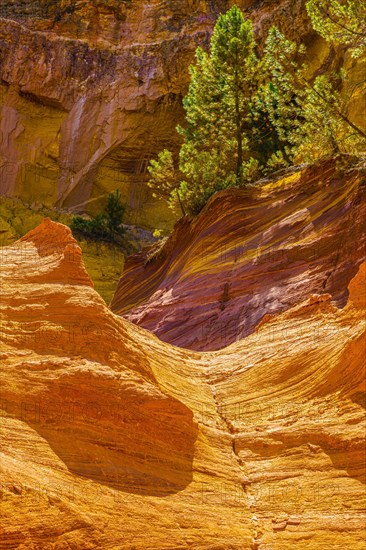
[0, 215, 365, 549]
[111, 155, 366, 350]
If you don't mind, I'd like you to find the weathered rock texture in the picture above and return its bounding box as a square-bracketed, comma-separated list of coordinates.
[1, 218, 365, 548]
[2, 0, 360, 229]
[111, 155, 366, 350]
[0, 192, 159, 304]
[0, 196, 129, 303]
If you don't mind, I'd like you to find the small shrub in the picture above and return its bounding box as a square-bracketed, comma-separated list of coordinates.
[105, 189, 126, 232]
[71, 190, 126, 243]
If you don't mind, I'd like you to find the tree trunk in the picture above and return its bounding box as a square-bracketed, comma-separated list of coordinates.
[234, 49, 243, 181]
[176, 188, 186, 217]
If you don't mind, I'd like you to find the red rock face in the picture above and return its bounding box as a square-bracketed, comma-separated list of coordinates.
[111, 156, 366, 350]
[0, 0, 313, 219]
[0, 2, 215, 211]
[1, 218, 365, 548]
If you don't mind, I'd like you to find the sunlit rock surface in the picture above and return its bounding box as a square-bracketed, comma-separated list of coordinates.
[111, 156, 366, 351]
[0, 217, 365, 549]
[0, 0, 217, 228]
[0, 0, 351, 230]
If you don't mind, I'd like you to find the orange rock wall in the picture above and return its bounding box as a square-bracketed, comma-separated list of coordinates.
[1, 218, 365, 548]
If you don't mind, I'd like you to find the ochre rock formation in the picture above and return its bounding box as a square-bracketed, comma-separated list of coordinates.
[0, 195, 159, 304]
[2, 0, 358, 229]
[0, 1, 217, 228]
[111, 156, 366, 351]
[0, 218, 365, 548]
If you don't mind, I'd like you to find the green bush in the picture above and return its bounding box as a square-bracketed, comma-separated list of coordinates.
[71, 190, 126, 242]
[105, 189, 126, 232]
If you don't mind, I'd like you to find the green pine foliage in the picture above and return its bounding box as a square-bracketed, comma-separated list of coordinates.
[147, 150, 186, 216]
[293, 75, 343, 160]
[105, 189, 126, 232]
[149, 6, 281, 216]
[147, 4, 366, 217]
[306, 0, 366, 58]
[176, 7, 260, 214]
[71, 190, 126, 242]
[261, 27, 365, 161]
[257, 27, 307, 168]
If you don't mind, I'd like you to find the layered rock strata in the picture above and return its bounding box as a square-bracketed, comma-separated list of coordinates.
[0, 218, 365, 548]
[111, 156, 366, 351]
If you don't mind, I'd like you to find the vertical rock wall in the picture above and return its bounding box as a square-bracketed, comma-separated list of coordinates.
[0, 1, 364, 229]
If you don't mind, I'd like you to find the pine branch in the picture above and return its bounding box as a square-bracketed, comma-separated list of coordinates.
[321, 7, 366, 38]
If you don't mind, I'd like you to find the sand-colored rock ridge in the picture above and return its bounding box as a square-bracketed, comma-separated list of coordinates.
[0, 215, 365, 548]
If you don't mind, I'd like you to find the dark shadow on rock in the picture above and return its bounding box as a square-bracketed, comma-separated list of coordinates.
[24, 384, 198, 497]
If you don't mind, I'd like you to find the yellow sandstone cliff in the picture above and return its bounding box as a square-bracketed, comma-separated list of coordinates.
[0, 212, 365, 548]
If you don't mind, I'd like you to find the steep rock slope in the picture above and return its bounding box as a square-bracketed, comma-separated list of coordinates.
[0, 218, 365, 549]
[0, 0, 321, 228]
[111, 156, 366, 350]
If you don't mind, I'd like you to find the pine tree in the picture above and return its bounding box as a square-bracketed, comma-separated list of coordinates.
[70, 190, 126, 242]
[147, 150, 185, 216]
[306, 1, 366, 145]
[306, 0, 366, 58]
[208, 6, 258, 179]
[261, 26, 366, 162]
[148, 6, 262, 215]
[105, 189, 126, 233]
[258, 27, 306, 167]
[178, 6, 261, 213]
[147, 6, 366, 218]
